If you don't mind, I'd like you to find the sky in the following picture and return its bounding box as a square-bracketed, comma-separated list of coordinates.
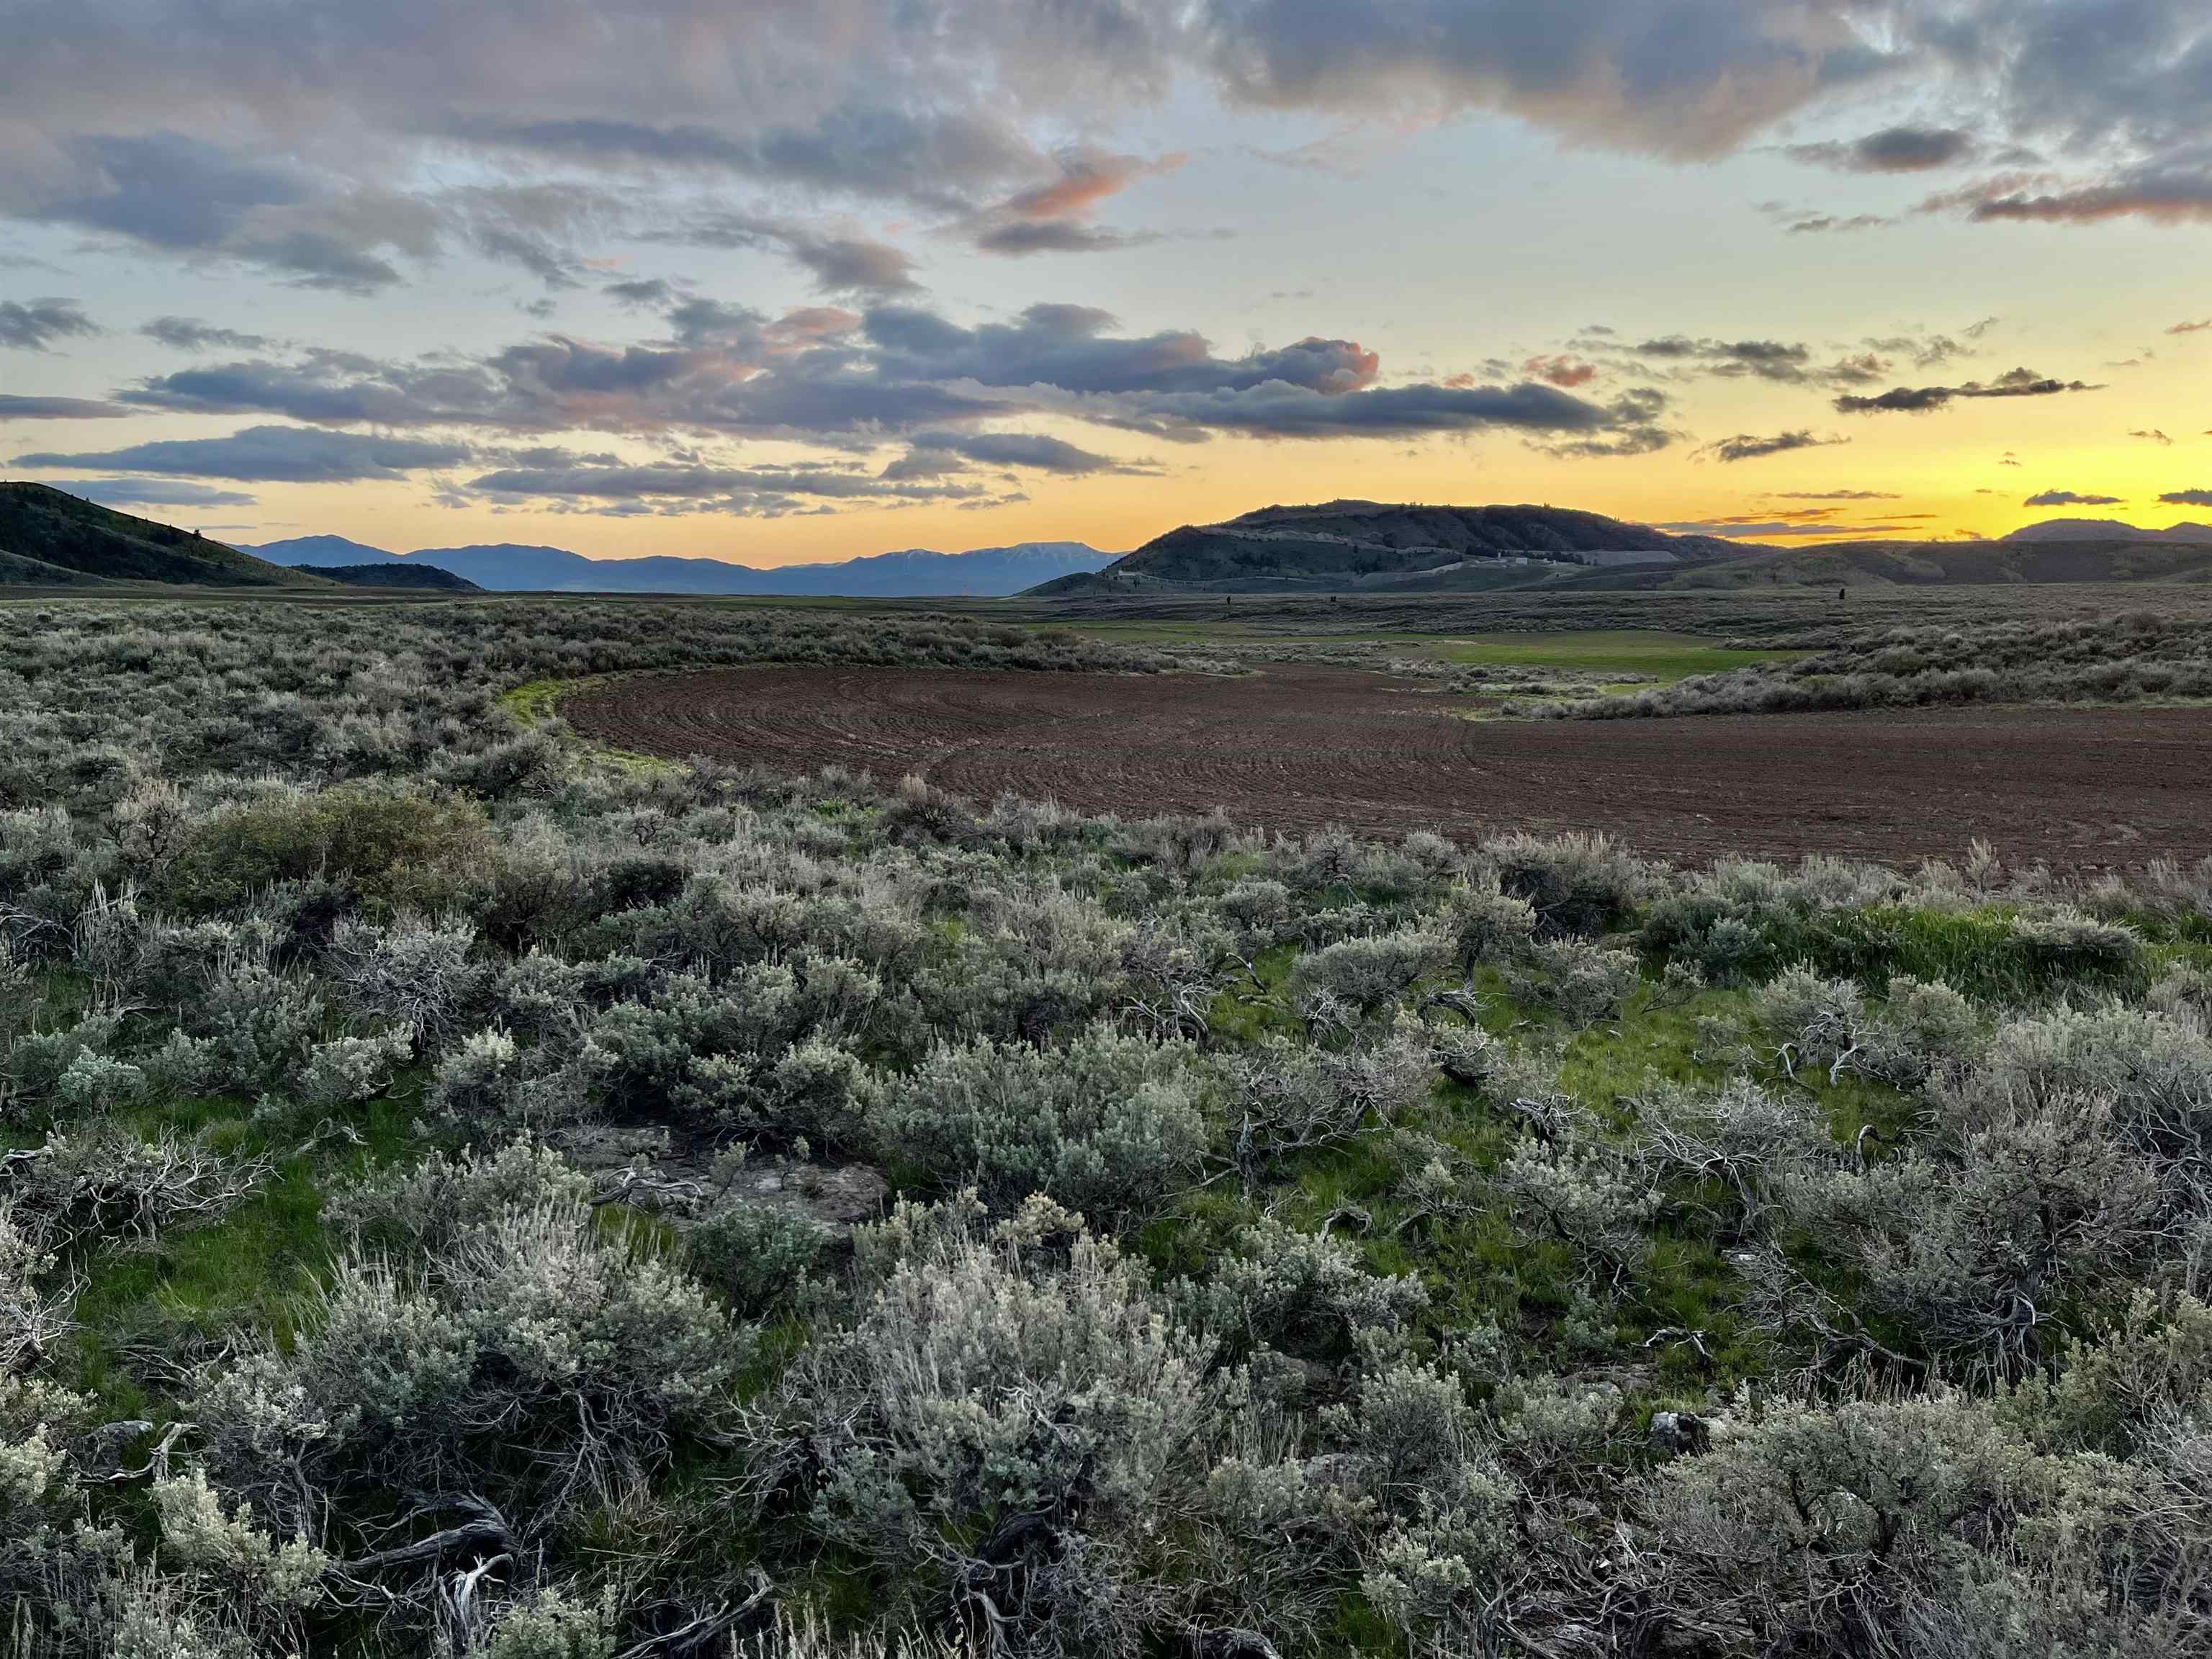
[1, 0, 2209, 567]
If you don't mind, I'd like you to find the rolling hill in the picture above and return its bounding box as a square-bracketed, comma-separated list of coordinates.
[1030, 500, 1751, 595]
[1030, 499, 2212, 596]
[2002, 518, 2212, 546]
[1659, 535, 2212, 588]
[0, 483, 326, 588]
[252, 535, 1116, 595]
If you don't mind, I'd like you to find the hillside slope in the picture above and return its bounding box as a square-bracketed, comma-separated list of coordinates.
[1034, 500, 1746, 595]
[1662, 536, 2212, 588]
[302, 562, 481, 591]
[1033, 498, 2212, 597]
[2002, 518, 2212, 547]
[0, 484, 325, 587]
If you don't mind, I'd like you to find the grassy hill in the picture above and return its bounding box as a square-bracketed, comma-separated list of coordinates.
[1661, 536, 2212, 589]
[1032, 500, 1750, 595]
[1032, 498, 2212, 597]
[0, 483, 327, 587]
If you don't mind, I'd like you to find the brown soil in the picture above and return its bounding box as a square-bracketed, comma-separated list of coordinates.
[566, 664, 2212, 869]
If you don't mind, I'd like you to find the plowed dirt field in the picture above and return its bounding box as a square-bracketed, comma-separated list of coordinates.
[566, 664, 2212, 868]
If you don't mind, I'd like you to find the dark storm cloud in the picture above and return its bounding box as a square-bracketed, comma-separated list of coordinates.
[0, 394, 130, 420]
[1694, 429, 1848, 462]
[0, 297, 99, 351]
[1834, 367, 2098, 413]
[16, 424, 473, 482]
[2023, 488, 2123, 506]
[1788, 125, 1977, 173]
[141, 316, 274, 352]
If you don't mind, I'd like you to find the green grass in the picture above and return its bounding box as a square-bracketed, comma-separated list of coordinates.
[66, 1083, 430, 1420]
[1064, 622, 1797, 685]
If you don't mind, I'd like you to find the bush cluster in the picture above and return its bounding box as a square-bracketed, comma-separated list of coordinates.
[5, 598, 2212, 1657]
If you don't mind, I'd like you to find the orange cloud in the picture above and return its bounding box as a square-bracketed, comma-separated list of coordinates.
[1522, 354, 1598, 387]
[1002, 148, 1186, 221]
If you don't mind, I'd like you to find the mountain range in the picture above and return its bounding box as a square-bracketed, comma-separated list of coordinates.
[252, 535, 1117, 595]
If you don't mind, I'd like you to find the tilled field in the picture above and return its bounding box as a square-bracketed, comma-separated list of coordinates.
[567, 664, 2212, 868]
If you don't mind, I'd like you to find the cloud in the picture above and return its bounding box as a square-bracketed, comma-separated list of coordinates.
[783, 233, 921, 295]
[2169, 318, 2211, 335]
[1695, 428, 1848, 463]
[1521, 354, 1596, 388]
[2023, 489, 2124, 507]
[1107, 381, 1671, 446]
[2159, 490, 2212, 507]
[476, 107, 1046, 214]
[140, 315, 272, 351]
[102, 299, 1671, 466]
[1190, 0, 1892, 161]
[17, 423, 472, 482]
[1774, 489, 1899, 500]
[45, 477, 258, 508]
[1931, 166, 2212, 227]
[968, 146, 1180, 256]
[1835, 367, 2099, 413]
[884, 429, 1148, 478]
[673, 215, 920, 295]
[1784, 212, 1892, 234]
[0, 394, 130, 420]
[1656, 516, 1920, 539]
[1635, 335, 1810, 382]
[2131, 428, 2174, 445]
[459, 454, 989, 514]
[0, 297, 98, 351]
[972, 220, 1152, 255]
[603, 278, 675, 307]
[1789, 125, 1977, 173]
[33, 135, 428, 292]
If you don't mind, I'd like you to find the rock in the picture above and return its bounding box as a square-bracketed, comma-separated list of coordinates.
[1647, 1410, 1711, 1457]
